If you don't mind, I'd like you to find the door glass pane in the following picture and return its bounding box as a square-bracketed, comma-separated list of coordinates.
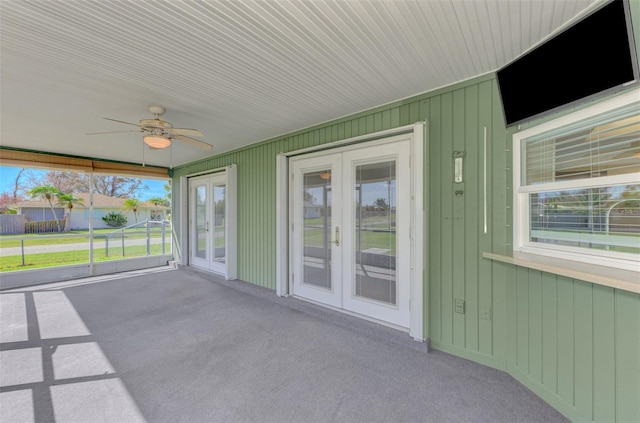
[354, 161, 396, 305]
[213, 184, 226, 263]
[195, 185, 207, 259]
[303, 170, 332, 289]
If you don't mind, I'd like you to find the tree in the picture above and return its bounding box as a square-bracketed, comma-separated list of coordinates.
[123, 198, 141, 223]
[28, 185, 62, 232]
[303, 190, 315, 204]
[619, 184, 640, 208]
[12, 168, 27, 201]
[56, 193, 84, 232]
[57, 193, 84, 213]
[39, 171, 88, 194]
[373, 198, 389, 210]
[147, 196, 170, 208]
[0, 192, 16, 213]
[26, 171, 148, 198]
[147, 196, 169, 220]
[164, 181, 171, 201]
[94, 176, 147, 198]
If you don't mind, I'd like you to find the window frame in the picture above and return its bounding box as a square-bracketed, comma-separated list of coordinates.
[513, 89, 640, 272]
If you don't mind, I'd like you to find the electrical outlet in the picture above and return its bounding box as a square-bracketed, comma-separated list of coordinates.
[454, 299, 465, 314]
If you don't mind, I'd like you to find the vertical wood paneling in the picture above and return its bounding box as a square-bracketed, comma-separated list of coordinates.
[344, 120, 352, 138]
[440, 92, 454, 345]
[557, 276, 574, 406]
[452, 89, 466, 348]
[574, 280, 593, 420]
[506, 263, 518, 368]
[390, 107, 400, 128]
[373, 113, 382, 133]
[477, 81, 494, 357]
[528, 270, 542, 384]
[419, 98, 430, 334]
[358, 116, 366, 135]
[463, 85, 479, 352]
[516, 266, 529, 373]
[409, 101, 420, 124]
[489, 79, 508, 361]
[428, 95, 442, 342]
[366, 114, 374, 133]
[593, 285, 615, 422]
[615, 290, 640, 423]
[541, 272, 558, 394]
[508, 269, 639, 423]
[399, 104, 410, 126]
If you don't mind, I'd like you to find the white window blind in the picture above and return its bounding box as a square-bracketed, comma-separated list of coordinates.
[523, 103, 640, 185]
[514, 92, 640, 270]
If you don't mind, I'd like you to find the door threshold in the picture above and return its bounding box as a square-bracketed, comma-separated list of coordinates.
[188, 264, 224, 278]
[292, 295, 409, 333]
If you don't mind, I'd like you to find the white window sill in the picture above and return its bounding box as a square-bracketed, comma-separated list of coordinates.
[483, 250, 640, 294]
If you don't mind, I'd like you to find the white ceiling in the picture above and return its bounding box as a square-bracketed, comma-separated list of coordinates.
[1, 0, 598, 169]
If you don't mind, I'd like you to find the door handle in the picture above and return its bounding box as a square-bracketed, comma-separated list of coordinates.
[332, 226, 340, 246]
[206, 221, 209, 232]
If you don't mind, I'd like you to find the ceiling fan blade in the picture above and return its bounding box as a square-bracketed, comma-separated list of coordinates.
[86, 130, 144, 135]
[103, 117, 142, 127]
[172, 134, 213, 150]
[165, 127, 204, 137]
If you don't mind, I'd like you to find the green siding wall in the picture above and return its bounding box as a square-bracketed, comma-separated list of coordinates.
[173, 75, 640, 421]
[426, 79, 509, 370]
[507, 268, 640, 423]
[172, 80, 461, 288]
[172, 9, 640, 414]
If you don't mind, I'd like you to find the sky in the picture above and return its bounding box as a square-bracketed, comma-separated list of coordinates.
[0, 165, 169, 201]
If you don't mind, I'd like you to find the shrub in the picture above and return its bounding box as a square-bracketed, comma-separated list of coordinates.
[102, 212, 127, 227]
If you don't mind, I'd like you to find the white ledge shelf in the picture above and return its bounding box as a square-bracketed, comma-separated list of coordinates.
[483, 251, 640, 294]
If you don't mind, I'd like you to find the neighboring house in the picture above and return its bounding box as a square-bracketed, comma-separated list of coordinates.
[11, 193, 169, 230]
[303, 203, 322, 219]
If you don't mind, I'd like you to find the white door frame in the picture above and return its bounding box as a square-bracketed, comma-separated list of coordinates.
[276, 122, 426, 341]
[185, 164, 238, 280]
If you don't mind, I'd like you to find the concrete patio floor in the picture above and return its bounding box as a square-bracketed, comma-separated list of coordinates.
[0, 266, 568, 423]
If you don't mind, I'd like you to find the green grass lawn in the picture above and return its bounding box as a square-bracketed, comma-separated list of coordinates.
[0, 243, 172, 272]
[303, 227, 396, 254]
[0, 228, 169, 248]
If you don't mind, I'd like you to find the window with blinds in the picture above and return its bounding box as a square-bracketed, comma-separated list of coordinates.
[513, 91, 640, 270]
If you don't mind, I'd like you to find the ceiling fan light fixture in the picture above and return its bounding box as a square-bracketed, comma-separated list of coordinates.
[143, 134, 171, 149]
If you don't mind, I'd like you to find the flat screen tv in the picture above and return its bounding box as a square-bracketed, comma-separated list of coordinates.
[497, 0, 638, 127]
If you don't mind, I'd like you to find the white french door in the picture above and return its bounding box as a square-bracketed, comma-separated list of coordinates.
[290, 140, 411, 328]
[189, 166, 237, 279]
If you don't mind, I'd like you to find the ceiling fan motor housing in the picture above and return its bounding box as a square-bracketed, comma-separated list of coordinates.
[139, 119, 173, 131]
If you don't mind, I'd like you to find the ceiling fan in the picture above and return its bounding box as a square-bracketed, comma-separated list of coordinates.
[87, 105, 213, 150]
